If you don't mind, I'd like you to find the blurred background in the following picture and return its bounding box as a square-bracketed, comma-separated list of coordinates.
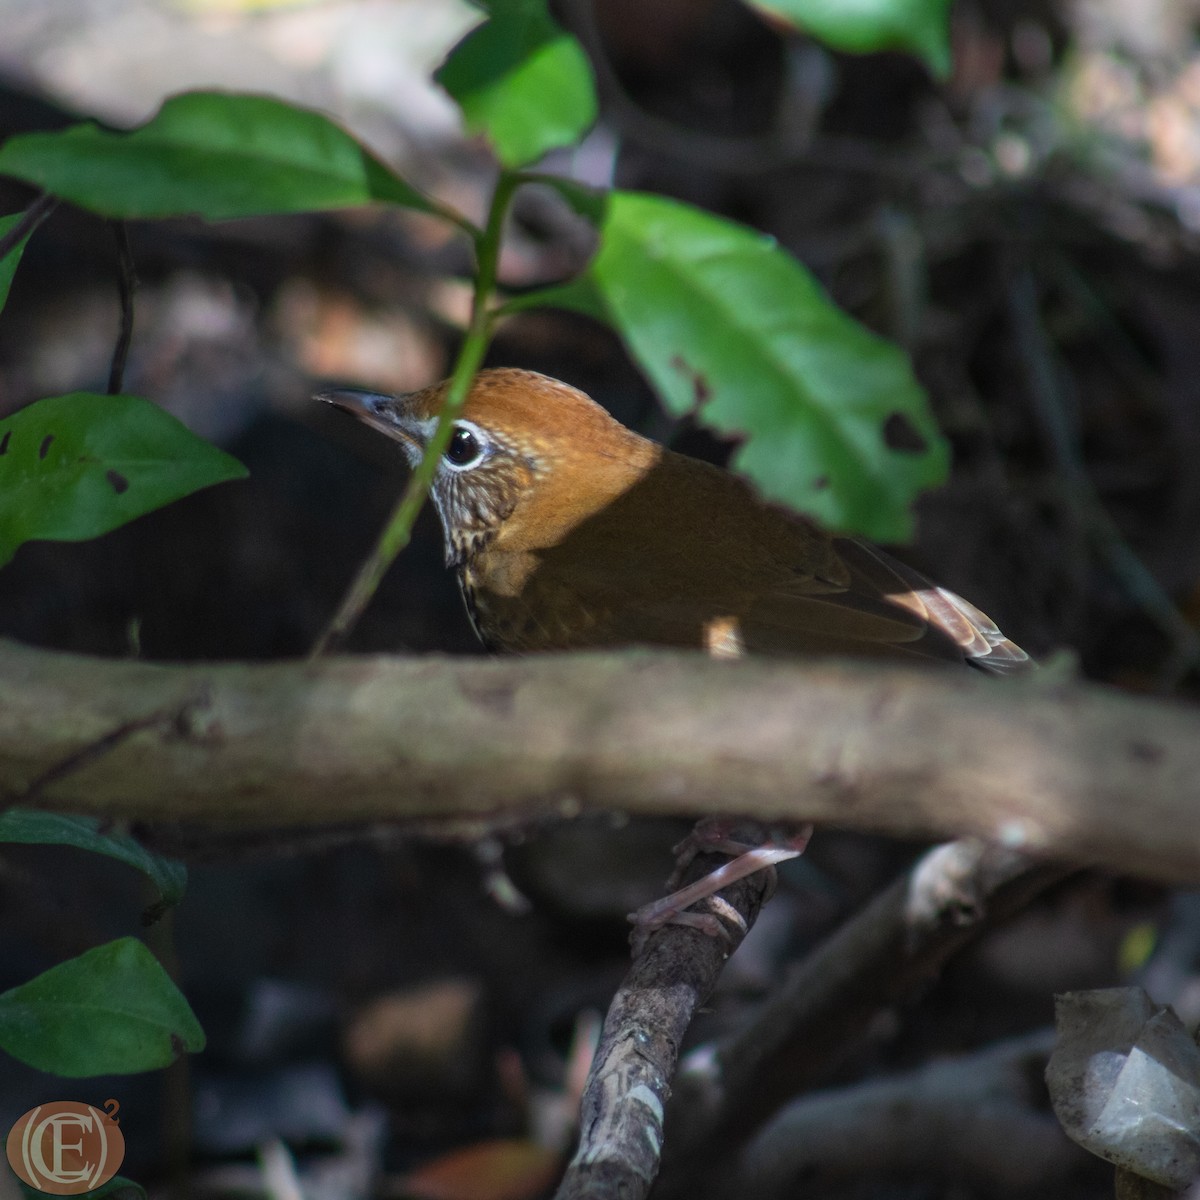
[2, 1, 1200, 1196]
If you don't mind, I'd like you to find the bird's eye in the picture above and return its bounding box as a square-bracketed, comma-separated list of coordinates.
[444, 424, 484, 468]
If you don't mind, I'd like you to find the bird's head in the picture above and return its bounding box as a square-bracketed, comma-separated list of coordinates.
[320, 368, 657, 566]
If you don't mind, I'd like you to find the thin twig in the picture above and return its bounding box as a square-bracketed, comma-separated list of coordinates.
[311, 172, 520, 656]
[107, 220, 137, 395]
[1007, 265, 1200, 688]
[5, 698, 204, 809]
[0, 193, 59, 262]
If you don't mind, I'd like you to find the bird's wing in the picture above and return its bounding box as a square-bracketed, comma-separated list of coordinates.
[736, 538, 1030, 672]
[520, 533, 1032, 669]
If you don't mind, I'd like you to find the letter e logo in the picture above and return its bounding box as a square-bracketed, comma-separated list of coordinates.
[6, 1102, 126, 1195]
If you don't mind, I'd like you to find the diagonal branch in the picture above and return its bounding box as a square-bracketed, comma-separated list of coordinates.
[654, 842, 1067, 1197]
[554, 848, 775, 1200]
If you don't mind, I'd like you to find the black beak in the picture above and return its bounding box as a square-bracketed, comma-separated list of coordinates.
[315, 389, 423, 451]
[316, 389, 393, 419]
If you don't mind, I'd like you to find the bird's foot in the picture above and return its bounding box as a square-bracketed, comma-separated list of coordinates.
[628, 819, 813, 942]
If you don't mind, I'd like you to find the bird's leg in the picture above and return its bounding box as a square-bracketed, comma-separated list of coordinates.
[628, 818, 813, 940]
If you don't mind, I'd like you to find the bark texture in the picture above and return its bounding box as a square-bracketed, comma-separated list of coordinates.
[0, 639, 1196, 883]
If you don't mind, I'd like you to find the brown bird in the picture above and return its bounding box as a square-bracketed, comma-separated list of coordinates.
[323, 368, 1029, 929]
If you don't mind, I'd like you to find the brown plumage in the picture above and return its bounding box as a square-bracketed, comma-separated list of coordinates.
[323, 368, 1028, 673]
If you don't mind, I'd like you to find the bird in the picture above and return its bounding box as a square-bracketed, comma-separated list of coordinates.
[322, 368, 1030, 932]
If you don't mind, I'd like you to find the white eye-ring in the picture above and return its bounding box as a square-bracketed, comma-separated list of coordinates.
[442, 420, 488, 471]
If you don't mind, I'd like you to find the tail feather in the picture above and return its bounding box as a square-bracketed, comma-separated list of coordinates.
[923, 585, 1032, 674]
[843, 540, 1033, 674]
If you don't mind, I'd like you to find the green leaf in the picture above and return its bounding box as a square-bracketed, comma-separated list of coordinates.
[747, 0, 952, 78]
[0, 213, 32, 312]
[0, 392, 248, 569]
[17, 1175, 146, 1200]
[0, 810, 186, 912]
[0, 938, 205, 1076]
[530, 190, 947, 541]
[0, 92, 437, 220]
[89, 1178, 146, 1200]
[436, 0, 597, 168]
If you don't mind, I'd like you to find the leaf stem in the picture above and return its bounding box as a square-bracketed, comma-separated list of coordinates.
[311, 170, 521, 657]
[0, 193, 59, 262]
[428, 197, 484, 241]
[107, 221, 137, 395]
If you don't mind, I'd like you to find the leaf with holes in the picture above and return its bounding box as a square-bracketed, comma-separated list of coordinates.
[526, 190, 947, 541]
[0, 938, 204, 1076]
[746, 0, 952, 78]
[0, 810, 186, 914]
[0, 212, 31, 313]
[436, 0, 597, 167]
[0, 392, 247, 568]
[0, 92, 437, 220]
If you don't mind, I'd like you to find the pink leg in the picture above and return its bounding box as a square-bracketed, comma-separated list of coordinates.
[629, 821, 813, 940]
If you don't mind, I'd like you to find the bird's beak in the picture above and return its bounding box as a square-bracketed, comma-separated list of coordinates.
[316, 389, 427, 458]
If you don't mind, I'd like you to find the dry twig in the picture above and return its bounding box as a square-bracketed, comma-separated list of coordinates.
[655, 841, 1067, 1197]
[554, 848, 774, 1200]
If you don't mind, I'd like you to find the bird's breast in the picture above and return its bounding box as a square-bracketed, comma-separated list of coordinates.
[460, 553, 611, 653]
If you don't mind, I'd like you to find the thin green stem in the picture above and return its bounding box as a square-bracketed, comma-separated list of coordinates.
[311, 171, 521, 657]
[0, 193, 58, 263]
[427, 196, 485, 242]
